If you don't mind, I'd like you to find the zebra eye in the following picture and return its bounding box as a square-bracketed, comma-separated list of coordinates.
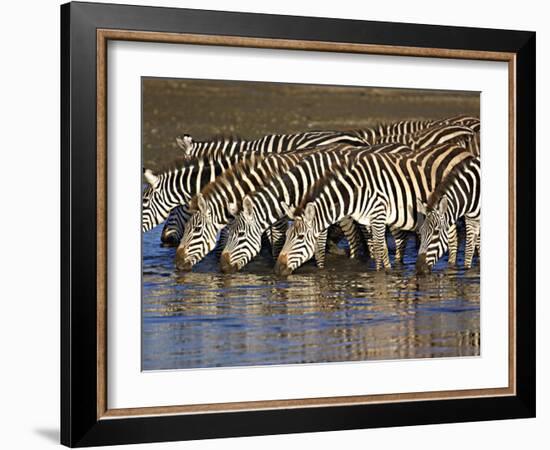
[194, 226, 202, 233]
[237, 231, 246, 238]
[297, 234, 305, 240]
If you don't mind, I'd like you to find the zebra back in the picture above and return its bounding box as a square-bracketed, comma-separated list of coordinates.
[294, 143, 474, 232]
[175, 130, 368, 160]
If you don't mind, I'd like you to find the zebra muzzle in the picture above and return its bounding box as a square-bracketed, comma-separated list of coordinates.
[220, 251, 238, 273]
[175, 248, 193, 271]
[415, 253, 431, 275]
[274, 253, 292, 276]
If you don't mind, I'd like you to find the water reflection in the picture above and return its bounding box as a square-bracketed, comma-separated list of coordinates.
[142, 227, 480, 370]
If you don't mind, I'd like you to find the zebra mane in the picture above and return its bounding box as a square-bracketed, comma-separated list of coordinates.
[148, 154, 215, 175]
[426, 156, 477, 209]
[293, 154, 354, 217]
[193, 134, 245, 144]
[188, 153, 271, 211]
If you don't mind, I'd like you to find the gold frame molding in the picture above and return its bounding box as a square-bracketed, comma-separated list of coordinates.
[96, 29, 517, 420]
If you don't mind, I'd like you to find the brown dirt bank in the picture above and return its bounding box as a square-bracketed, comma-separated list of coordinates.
[142, 77, 479, 171]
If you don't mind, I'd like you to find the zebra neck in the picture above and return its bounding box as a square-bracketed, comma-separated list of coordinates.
[159, 169, 188, 208]
[311, 199, 342, 238]
[170, 162, 218, 201]
[191, 139, 249, 158]
[443, 200, 461, 229]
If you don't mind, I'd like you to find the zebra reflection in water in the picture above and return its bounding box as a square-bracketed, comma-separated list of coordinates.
[142, 235, 480, 370]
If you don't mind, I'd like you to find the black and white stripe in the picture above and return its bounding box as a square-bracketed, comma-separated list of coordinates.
[416, 157, 481, 272]
[175, 152, 319, 271]
[274, 143, 474, 274]
[220, 143, 412, 273]
[159, 130, 372, 245]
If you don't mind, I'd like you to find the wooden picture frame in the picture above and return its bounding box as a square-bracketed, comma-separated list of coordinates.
[61, 1, 535, 447]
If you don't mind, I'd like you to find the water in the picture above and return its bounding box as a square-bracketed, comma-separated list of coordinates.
[142, 227, 480, 370]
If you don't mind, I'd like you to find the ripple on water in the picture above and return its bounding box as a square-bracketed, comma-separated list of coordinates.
[142, 226, 480, 370]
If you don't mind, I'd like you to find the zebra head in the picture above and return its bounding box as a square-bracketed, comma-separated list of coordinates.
[220, 196, 262, 273]
[175, 193, 219, 271]
[275, 202, 318, 276]
[416, 197, 450, 274]
[142, 169, 175, 232]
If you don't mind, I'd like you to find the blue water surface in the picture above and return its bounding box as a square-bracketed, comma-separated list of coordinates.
[142, 227, 480, 370]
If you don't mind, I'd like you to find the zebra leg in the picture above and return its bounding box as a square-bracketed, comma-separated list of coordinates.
[392, 230, 408, 263]
[359, 224, 373, 260]
[447, 223, 458, 266]
[314, 229, 328, 269]
[371, 220, 391, 270]
[213, 227, 229, 258]
[338, 217, 364, 259]
[269, 218, 288, 259]
[464, 217, 480, 269]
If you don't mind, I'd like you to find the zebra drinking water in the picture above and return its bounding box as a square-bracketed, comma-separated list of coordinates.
[416, 157, 481, 273]
[219, 143, 412, 273]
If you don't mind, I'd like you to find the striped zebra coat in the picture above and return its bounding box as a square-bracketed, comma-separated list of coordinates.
[219, 143, 412, 273]
[220, 123, 479, 273]
[274, 143, 474, 274]
[160, 130, 371, 246]
[158, 116, 478, 245]
[143, 132, 364, 240]
[175, 151, 323, 271]
[416, 157, 481, 273]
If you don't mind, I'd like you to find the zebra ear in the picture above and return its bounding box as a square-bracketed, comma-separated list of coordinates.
[416, 199, 428, 216]
[242, 196, 254, 220]
[144, 169, 159, 187]
[176, 134, 193, 155]
[227, 202, 239, 217]
[304, 203, 316, 225]
[280, 202, 296, 219]
[438, 197, 449, 215]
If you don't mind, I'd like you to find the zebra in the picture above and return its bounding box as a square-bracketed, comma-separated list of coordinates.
[219, 142, 412, 273]
[274, 143, 474, 275]
[175, 151, 321, 271]
[142, 157, 218, 234]
[416, 157, 481, 273]
[174, 117, 469, 161]
[174, 130, 368, 159]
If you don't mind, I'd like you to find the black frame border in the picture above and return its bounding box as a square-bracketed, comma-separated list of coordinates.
[61, 2, 535, 447]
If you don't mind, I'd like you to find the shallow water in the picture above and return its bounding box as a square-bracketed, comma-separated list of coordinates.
[142, 227, 480, 370]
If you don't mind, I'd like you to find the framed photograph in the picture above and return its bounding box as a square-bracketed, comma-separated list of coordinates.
[61, 1, 535, 447]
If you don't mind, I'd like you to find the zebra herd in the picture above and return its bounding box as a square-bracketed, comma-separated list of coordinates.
[142, 114, 480, 275]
